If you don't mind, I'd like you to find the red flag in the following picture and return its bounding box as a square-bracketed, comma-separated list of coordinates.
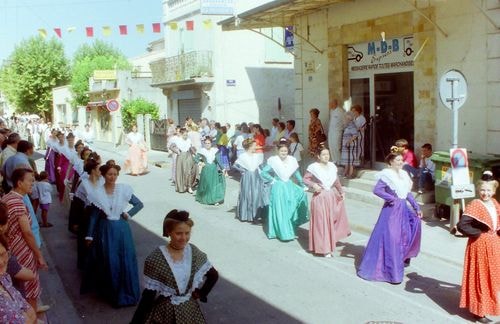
[152, 23, 161, 33]
[86, 27, 94, 37]
[119, 25, 128, 35]
[186, 20, 194, 31]
[53, 28, 62, 38]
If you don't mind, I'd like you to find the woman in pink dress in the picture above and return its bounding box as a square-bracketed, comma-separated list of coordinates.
[124, 125, 148, 176]
[304, 145, 350, 257]
[56, 132, 75, 202]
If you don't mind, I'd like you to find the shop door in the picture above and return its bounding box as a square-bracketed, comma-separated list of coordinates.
[178, 99, 201, 125]
[374, 72, 414, 161]
[350, 78, 371, 165]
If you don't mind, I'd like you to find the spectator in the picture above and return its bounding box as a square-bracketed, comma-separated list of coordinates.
[403, 143, 435, 193]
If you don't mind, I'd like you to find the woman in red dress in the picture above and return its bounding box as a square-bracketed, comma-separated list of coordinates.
[458, 171, 500, 323]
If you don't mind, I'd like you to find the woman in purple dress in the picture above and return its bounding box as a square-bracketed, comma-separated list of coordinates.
[357, 146, 422, 284]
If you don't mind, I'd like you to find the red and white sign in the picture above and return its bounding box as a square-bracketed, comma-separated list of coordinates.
[106, 99, 120, 112]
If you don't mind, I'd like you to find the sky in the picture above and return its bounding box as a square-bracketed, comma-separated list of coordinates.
[0, 0, 163, 63]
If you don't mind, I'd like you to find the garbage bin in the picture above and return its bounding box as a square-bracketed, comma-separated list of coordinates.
[431, 151, 500, 218]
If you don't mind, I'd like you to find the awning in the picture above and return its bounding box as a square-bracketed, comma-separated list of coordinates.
[218, 0, 351, 31]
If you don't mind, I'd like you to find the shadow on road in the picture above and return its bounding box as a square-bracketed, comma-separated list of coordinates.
[404, 272, 473, 322]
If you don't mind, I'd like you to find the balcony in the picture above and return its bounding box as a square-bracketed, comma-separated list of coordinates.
[150, 50, 214, 87]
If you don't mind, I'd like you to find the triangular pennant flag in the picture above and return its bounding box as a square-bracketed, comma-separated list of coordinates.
[168, 22, 178, 31]
[186, 20, 194, 31]
[53, 28, 62, 38]
[38, 29, 47, 38]
[102, 26, 112, 37]
[86, 27, 94, 37]
[67, 27, 76, 33]
[203, 19, 212, 30]
[136, 24, 145, 34]
[152, 23, 161, 33]
[119, 25, 128, 35]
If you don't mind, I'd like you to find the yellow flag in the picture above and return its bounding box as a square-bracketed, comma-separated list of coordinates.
[38, 29, 47, 38]
[102, 26, 112, 37]
[169, 22, 178, 31]
[136, 24, 145, 34]
[67, 27, 76, 33]
[203, 19, 212, 30]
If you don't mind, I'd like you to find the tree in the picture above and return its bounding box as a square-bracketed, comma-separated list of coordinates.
[121, 98, 160, 132]
[71, 40, 131, 107]
[0, 37, 70, 118]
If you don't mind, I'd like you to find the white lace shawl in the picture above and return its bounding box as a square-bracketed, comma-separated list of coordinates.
[174, 137, 192, 153]
[74, 176, 104, 206]
[87, 183, 133, 220]
[267, 155, 299, 182]
[235, 152, 261, 172]
[376, 168, 412, 198]
[198, 147, 218, 164]
[306, 162, 338, 190]
[143, 245, 213, 305]
[126, 132, 143, 145]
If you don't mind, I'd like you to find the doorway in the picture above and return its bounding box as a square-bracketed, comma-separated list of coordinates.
[350, 71, 414, 165]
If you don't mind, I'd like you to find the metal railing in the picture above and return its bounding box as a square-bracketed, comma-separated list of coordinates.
[150, 50, 213, 85]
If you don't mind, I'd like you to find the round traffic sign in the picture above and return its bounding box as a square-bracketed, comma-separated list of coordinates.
[106, 99, 120, 112]
[439, 69, 467, 110]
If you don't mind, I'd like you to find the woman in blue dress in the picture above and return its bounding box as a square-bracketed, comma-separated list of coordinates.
[357, 147, 422, 284]
[260, 138, 309, 241]
[82, 160, 144, 307]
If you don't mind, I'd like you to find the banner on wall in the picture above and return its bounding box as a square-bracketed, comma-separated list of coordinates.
[284, 26, 294, 52]
[347, 35, 415, 73]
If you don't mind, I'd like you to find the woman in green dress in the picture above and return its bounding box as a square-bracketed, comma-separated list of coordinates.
[260, 138, 309, 241]
[194, 138, 226, 206]
[131, 209, 218, 324]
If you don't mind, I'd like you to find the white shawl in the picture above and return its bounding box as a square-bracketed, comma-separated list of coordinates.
[87, 183, 133, 220]
[376, 168, 413, 198]
[235, 152, 261, 172]
[306, 162, 338, 190]
[198, 147, 218, 164]
[267, 155, 299, 182]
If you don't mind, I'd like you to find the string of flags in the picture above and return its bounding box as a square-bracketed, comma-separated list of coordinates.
[37, 20, 214, 39]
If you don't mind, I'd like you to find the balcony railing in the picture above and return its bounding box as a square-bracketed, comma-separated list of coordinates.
[150, 50, 213, 85]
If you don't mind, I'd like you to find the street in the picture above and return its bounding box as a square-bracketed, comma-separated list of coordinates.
[35, 144, 496, 324]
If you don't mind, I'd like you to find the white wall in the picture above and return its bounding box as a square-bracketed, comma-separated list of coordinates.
[52, 86, 74, 126]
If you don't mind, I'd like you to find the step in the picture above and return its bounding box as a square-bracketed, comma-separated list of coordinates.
[343, 186, 384, 207]
[341, 177, 376, 192]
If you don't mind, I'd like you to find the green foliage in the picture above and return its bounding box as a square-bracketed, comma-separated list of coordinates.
[71, 40, 131, 106]
[121, 98, 160, 131]
[0, 36, 70, 118]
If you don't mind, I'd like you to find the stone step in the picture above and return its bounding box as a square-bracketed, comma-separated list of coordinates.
[341, 177, 376, 192]
[343, 186, 383, 207]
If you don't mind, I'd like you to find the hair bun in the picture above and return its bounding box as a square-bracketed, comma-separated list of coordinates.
[390, 146, 403, 154]
[481, 170, 494, 181]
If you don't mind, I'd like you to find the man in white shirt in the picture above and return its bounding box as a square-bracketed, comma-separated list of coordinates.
[327, 98, 345, 164]
[269, 118, 279, 141]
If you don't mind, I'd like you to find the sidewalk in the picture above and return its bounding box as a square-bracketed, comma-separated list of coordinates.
[96, 142, 467, 268]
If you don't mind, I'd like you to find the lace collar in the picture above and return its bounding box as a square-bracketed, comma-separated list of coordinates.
[198, 147, 218, 163]
[376, 168, 412, 198]
[176, 137, 192, 152]
[306, 162, 338, 190]
[87, 183, 133, 220]
[235, 152, 261, 172]
[267, 155, 299, 182]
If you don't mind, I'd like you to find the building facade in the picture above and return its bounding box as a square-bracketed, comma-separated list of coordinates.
[221, 0, 500, 164]
[150, 0, 295, 128]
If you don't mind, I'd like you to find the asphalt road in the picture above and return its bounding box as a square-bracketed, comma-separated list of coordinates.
[34, 146, 498, 324]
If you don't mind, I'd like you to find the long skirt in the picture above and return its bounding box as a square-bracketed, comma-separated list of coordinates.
[218, 145, 230, 170]
[82, 217, 140, 307]
[195, 163, 225, 205]
[357, 199, 421, 283]
[460, 232, 500, 317]
[175, 152, 196, 193]
[124, 144, 148, 175]
[309, 189, 350, 254]
[237, 169, 264, 222]
[266, 180, 309, 241]
[44, 149, 57, 184]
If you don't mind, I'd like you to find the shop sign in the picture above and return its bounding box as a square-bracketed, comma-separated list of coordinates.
[93, 70, 117, 80]
[201, 0, 234, 15]
[348, 36, 415, 72]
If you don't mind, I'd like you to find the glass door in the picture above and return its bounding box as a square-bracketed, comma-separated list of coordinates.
[350, 78, 371, 166]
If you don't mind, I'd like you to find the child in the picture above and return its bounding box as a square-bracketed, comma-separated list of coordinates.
[289, 133, 305, 174]
[37, 171, 53, 227]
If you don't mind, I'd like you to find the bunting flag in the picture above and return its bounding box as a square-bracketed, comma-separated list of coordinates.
[136, 24, 145, 34]
[119, 25, 128, 35]
[67, 26, 76, 33]
[203, 19, 212, 30]
[168, 22, 178, 30]
[38, 29, 47, 38]
[152, 23, 161, 33]
[102, 26, 112, 37]
[54, 28, 62, 38]
[86, 27, 94, 37]
[186, 20, 194, 31]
